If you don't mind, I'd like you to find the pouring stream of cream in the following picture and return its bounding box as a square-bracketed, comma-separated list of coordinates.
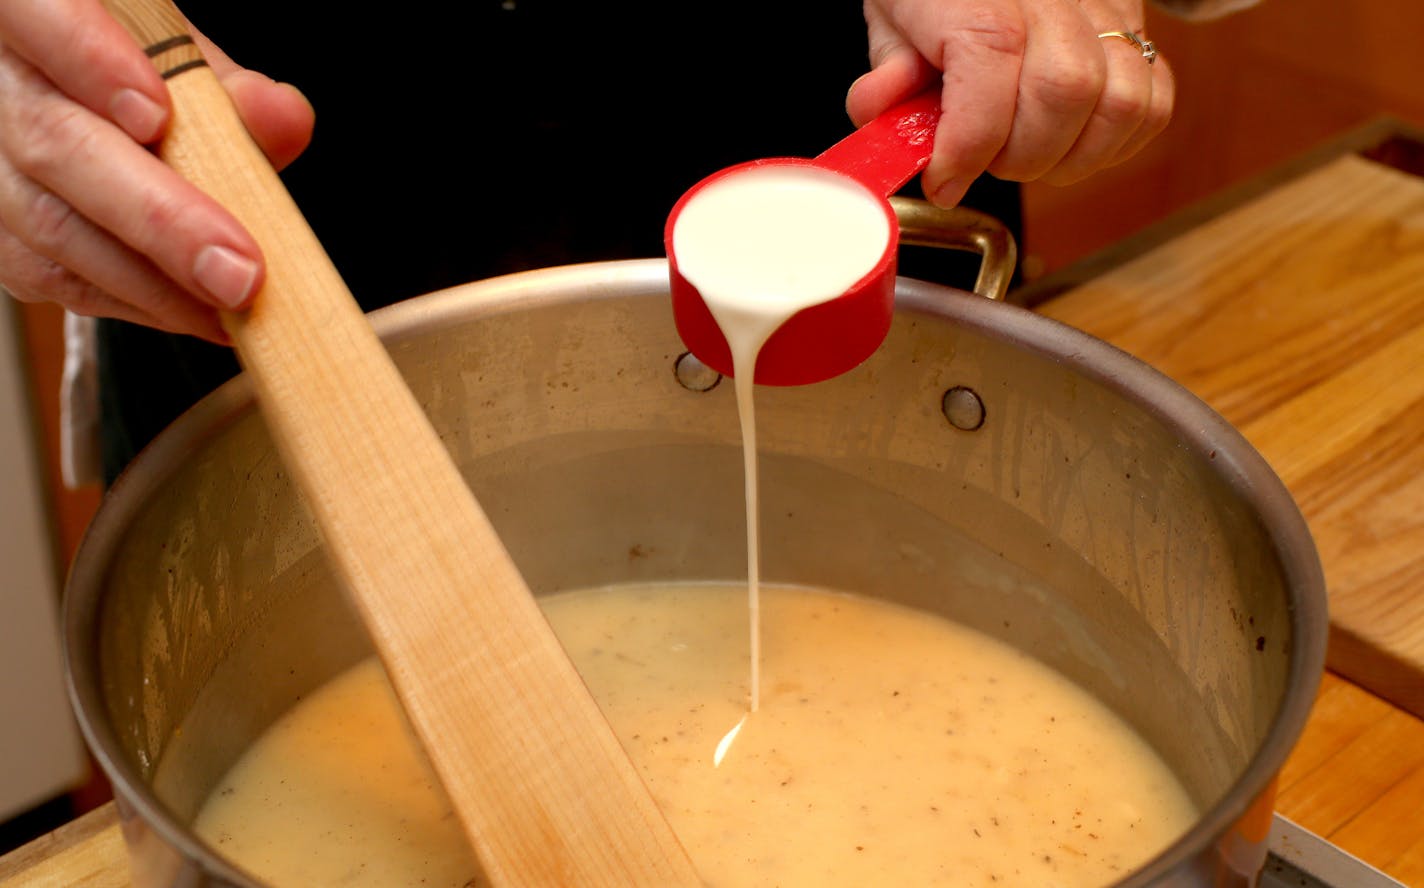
[670, 164, 892, 751]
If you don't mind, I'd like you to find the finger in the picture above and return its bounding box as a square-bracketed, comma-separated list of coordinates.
[0, 0, 170, 143]
[1109, 54, 1174, 165]
[0, 154, 229, 341]
[918, 1, 1030, 207]
[0, 225, 226, 343]
[984, 0, 1104, 182]
[1041, 27, 1157, 185]
[846, 4, 940, 127]
[0, 52, 264, 313]
[189, 25, 315, 171]
[218, 71, 315, 172]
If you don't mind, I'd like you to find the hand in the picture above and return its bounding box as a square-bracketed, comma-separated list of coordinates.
[847, 0, 1174, 207]
[0, 0, 313, 343]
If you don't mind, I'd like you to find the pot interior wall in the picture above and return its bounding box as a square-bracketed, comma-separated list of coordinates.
[76, 264, 1307, 880]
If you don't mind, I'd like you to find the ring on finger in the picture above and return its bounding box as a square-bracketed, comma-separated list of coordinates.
[1097, 30, 1158, 65]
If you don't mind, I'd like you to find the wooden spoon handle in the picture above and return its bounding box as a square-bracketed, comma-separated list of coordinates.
[101, 2, 700, 884]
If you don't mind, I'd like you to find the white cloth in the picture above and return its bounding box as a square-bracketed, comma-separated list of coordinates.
[60, 310, 102, 488]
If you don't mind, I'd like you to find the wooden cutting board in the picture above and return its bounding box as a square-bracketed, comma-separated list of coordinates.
[1037, 148, 1424, 717]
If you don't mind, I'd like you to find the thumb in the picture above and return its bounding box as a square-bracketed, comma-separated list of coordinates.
[190, 25, 315, 172]
[218, 71, 315, 172]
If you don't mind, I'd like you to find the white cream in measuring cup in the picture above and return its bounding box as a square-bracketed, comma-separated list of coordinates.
[669, 164, 892, 730]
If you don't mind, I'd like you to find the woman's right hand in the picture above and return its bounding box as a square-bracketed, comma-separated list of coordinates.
[0, 0, 313, 343]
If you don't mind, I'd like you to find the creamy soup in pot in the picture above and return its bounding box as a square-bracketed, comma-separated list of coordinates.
[194, 582, 1196, 887]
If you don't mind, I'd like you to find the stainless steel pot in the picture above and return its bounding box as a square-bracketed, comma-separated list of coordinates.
[65, 207, 1326, 887]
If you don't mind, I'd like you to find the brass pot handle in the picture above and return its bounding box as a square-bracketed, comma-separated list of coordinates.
[891, 197, 1019, 303]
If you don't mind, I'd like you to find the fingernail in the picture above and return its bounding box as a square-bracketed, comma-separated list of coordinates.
[192, 245, 259, 310]
[109, 88, 167, 143]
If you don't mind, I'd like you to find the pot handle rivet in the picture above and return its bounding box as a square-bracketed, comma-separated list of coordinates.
[674, 351, 722, 392]
[942, 386, 986, 431]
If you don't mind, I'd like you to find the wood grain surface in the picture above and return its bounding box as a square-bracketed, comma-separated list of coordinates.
[1039, 153, 1424, 718]
[0, 804, 125, 888]
[1275, 674, 1424, 885]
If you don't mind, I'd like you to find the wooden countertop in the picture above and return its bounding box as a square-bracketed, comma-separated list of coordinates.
[5, 128, 1424, 887]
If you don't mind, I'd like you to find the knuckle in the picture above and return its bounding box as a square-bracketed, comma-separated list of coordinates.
[135, 187, 181, 235]
[0, 214, 105, 310]
[32, 254, 86, 300]
[70, 20, 123, 75]
[6, 249, 93, 308]
[1093, 82, 1151, 130]
[130, 189, 193, 257]
[9, 97, 97, 179]
[22, 189, 80, 254]
[944, 4, 1027, 60]
[1026, 59, 1105, 110]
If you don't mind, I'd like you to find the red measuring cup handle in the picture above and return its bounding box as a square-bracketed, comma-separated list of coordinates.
[815, 90, 942, 197]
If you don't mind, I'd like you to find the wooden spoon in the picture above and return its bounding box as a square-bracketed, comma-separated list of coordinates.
[100, 2, 701, 885]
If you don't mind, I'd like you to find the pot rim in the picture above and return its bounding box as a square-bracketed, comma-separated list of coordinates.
[64, 257, 1328, 887]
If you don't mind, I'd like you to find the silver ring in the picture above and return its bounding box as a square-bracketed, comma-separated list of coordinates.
[1098, 30, 1158, 65]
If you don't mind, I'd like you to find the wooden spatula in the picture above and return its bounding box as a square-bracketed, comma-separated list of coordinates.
[100, 2, 701, 884]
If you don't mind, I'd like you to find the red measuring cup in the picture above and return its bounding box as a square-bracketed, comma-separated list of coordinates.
[665, 90, 942, 386]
